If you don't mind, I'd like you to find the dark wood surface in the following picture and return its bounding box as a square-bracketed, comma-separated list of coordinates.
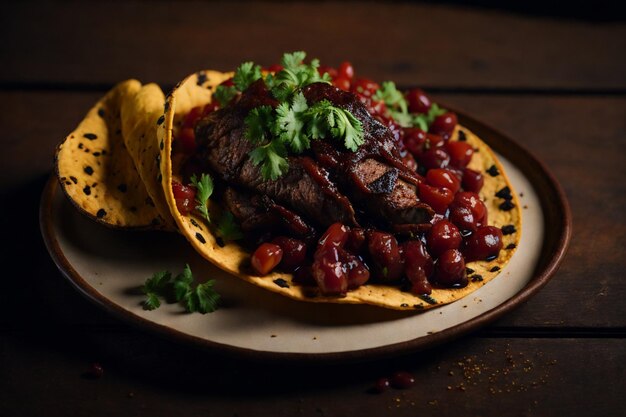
[2, 2, 625, 416]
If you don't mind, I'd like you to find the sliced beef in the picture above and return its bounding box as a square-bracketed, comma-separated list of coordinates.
[302, 83, 434, 230]
[195, 80, 433, 237]
[223, 187, 316, 239]
[196, 81, 357, 228]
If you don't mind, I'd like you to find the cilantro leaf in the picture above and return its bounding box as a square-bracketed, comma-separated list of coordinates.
[244, 105, 275, 144]
[332, 106, 364, 151]
[193, 281, 220, 314]
[141, 265, 220, 314]
[270, 52, 329, 101]
[249, 140, 289, 180]
[142, 270, 171, 311]
[427, 103, 447, 123]
[305, 100, 364, 151]
[275, 92, 310, 153]
[374, 81, 407, 114]
[190, 173, 214, 223]
[142, 270, 172, 293]
[233, 61, 262, 91]
[143, 293, 161, 311]
[281, 51, 307, 71]
[412, 114, 429, 131]
[217, 211, 243, 241]
[213, 85, 238, 107]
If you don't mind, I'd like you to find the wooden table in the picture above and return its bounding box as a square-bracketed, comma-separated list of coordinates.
[2, 2, 625, 416]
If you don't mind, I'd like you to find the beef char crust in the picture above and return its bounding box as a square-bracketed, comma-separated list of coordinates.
[195, 81, 433, 235]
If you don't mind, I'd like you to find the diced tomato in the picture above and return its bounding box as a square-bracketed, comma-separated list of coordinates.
[172, 181, 196, 215]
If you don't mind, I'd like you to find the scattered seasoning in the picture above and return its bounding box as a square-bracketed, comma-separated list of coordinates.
[83, 185, 91, 195]
[190, 218, 201, 229]
[93, 151, 101, 156]
[486, 165, 499, 177]
[84, 166, 94, 175]
[215, 237, 225, 247]
[83, 133, 98, 140]
[117, 183, 127, 193]
[157, 115, 165, 125]
[96, 209, 107, 219]
[499, 200, 516, 211]
[490, 266, 501, 272]
[506, 243, 517, 250]
[465, 267, 475, 275]
[97, 108, 105, 118]
[164, 101, 170, 113]
[195, 232, 206, 244]
[495, 186, 512, 200]
[400, 303, 409, 308]
[457, 130, 467, 141]
[69, 176, 78, 184]
[273, 278, 290, 288]
[160, 140, 164, 150]
[470, 274, 484, 282]
[418, 294, 437, 305]
[196, 71, 208, 86]
[78, 143, 84, 149]
[501, 225, 516, 235]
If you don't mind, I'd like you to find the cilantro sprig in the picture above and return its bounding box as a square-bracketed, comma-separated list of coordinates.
[216, 211, 244, 241]
[268, 51, 331, 101]
[212, 61, 263, 107]
[142, 264, 220, 314]
[372, 80, 447, 130]
[190, 173, 214, 223]
[244, 89, 364, 180]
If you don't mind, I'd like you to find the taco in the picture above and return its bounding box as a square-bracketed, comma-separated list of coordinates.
[158, 52, 521, 310]
[55, 80, 174, 230]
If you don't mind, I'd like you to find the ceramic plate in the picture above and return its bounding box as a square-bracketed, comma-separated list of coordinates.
[40, 113, 571, 362]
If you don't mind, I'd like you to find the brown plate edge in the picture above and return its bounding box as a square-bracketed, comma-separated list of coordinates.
[39, 112, 572, 364]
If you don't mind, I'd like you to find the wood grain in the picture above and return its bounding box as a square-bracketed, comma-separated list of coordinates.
[3, 2, 625, 89]
[2, 330, 624, 417]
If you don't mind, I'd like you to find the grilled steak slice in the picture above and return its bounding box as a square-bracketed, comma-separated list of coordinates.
[195, 80, 357, 228]
[223, 187, 316, 239]
[195, 80, 433, 236]
[302, 83, 434, 230]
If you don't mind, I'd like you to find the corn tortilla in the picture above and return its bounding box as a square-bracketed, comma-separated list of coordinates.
[159, 70, 522, 310]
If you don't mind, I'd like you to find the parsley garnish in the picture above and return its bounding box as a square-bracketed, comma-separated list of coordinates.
[233, 61, 263, 91]
[217, 211, 243, 241]
[213, 85, 238, 107]
[374, 81, 407, 115]
[142, 270, 172, 310]
[269, 51, 331, 101]
[221, 52, 364, 180]
[190, 173, 214, 223]
[370, 80, 447, 131]
[141, 265, 220, 314]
